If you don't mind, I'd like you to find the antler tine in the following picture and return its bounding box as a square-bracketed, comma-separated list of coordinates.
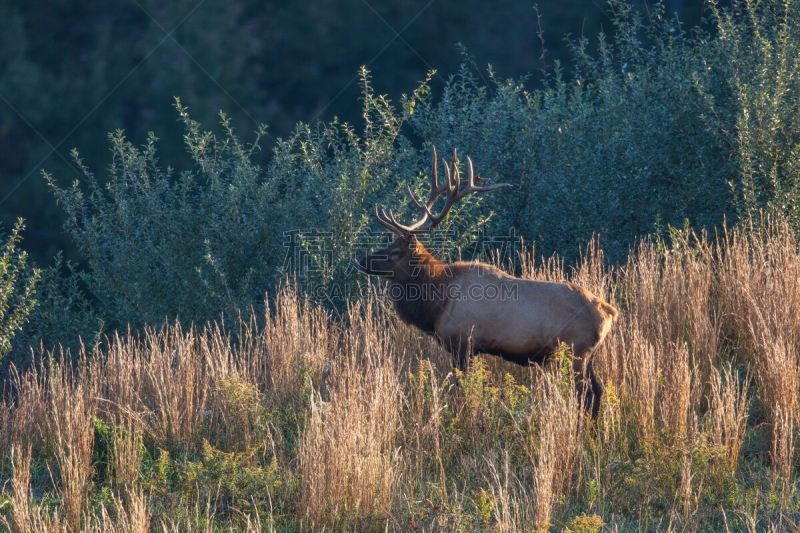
[376, 204, 420, 236]
[453, 156, 513, 199]
[466, 156, 477, 187]
[450, 149, 460, 189]
[431, 145, 439, 191]
[372, 147, 512, 236]
[398, 145, 462, 233]
[385, 209, 407, 231]
[374, 205, 396, 232]
[441, 159, 455, 191]
[406, 185, 435, 218]
[375, 205, 414, 235]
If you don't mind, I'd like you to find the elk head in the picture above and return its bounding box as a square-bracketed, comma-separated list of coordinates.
[357, 147, 511, 280]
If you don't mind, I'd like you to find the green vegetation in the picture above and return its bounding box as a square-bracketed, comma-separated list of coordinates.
[2, 219, 800, 529]
[0, 219, 39, 363]
[32, 0, 799, 339]
[1, 0, 631, 261]
[1, 0, 800, 530]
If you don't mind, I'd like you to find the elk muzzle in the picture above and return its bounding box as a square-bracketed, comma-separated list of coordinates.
[356, 250, 394, 277]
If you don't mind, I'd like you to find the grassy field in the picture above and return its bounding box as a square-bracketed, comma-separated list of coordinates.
[1, 215, 799, 531]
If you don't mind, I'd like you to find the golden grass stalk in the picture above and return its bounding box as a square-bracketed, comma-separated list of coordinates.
[3, 216, 800, 527]
[529, 371, 583, 531]
[707, 364, 751, 471]
[89, 487, 151, 532]
[298, 298, 403, 528]
[47, 360, 95, 532]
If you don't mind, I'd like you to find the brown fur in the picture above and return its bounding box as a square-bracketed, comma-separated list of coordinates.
[358, 235, 618, 416]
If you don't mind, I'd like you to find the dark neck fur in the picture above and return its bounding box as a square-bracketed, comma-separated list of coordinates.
[390, 241, 449, 334]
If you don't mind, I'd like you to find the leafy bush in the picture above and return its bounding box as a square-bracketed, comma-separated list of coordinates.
[0, 219, 40, 363]
[700, 0, 800, 224]
[46, 108, 273, 327]
[45, 0, 800, 333]
[19, 253, 100, 355]
[46, 78, 466, 328]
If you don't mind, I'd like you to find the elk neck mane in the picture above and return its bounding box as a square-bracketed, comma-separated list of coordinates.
[390, 239, 450, 335]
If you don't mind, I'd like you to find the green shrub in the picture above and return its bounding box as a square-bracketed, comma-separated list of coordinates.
[700, 0, 800, 224]
[45, 108, 275, 328]
[45, 75, 474, 328]
[564, 513, 605, 533]
[0, 219, 40, 363]
[20, 253, 101, 354]
[180, 440, 282, 522]
[44, 0, 800, 333]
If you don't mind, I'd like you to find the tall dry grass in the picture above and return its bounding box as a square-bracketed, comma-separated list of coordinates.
[529, 371, 583, 531]
[298, 302, 403, 527]
[707, 364, 751, 472]
[1, 216, 800, 529]
[716, 217, 800, 487]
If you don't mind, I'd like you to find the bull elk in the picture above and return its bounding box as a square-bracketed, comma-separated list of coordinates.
[357, 148, 618, 415]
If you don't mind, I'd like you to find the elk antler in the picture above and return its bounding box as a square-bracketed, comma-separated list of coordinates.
[375, 147, 512, 236]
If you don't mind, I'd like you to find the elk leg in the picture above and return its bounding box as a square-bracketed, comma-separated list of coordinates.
[444, 337, 470, 372]
[573, 356, 601, 417]
[588, 360, 603, 418]
[450, 346, 469, 372]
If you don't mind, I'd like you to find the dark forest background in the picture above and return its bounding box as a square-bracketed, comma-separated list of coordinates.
[1, 0, 705, 263]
